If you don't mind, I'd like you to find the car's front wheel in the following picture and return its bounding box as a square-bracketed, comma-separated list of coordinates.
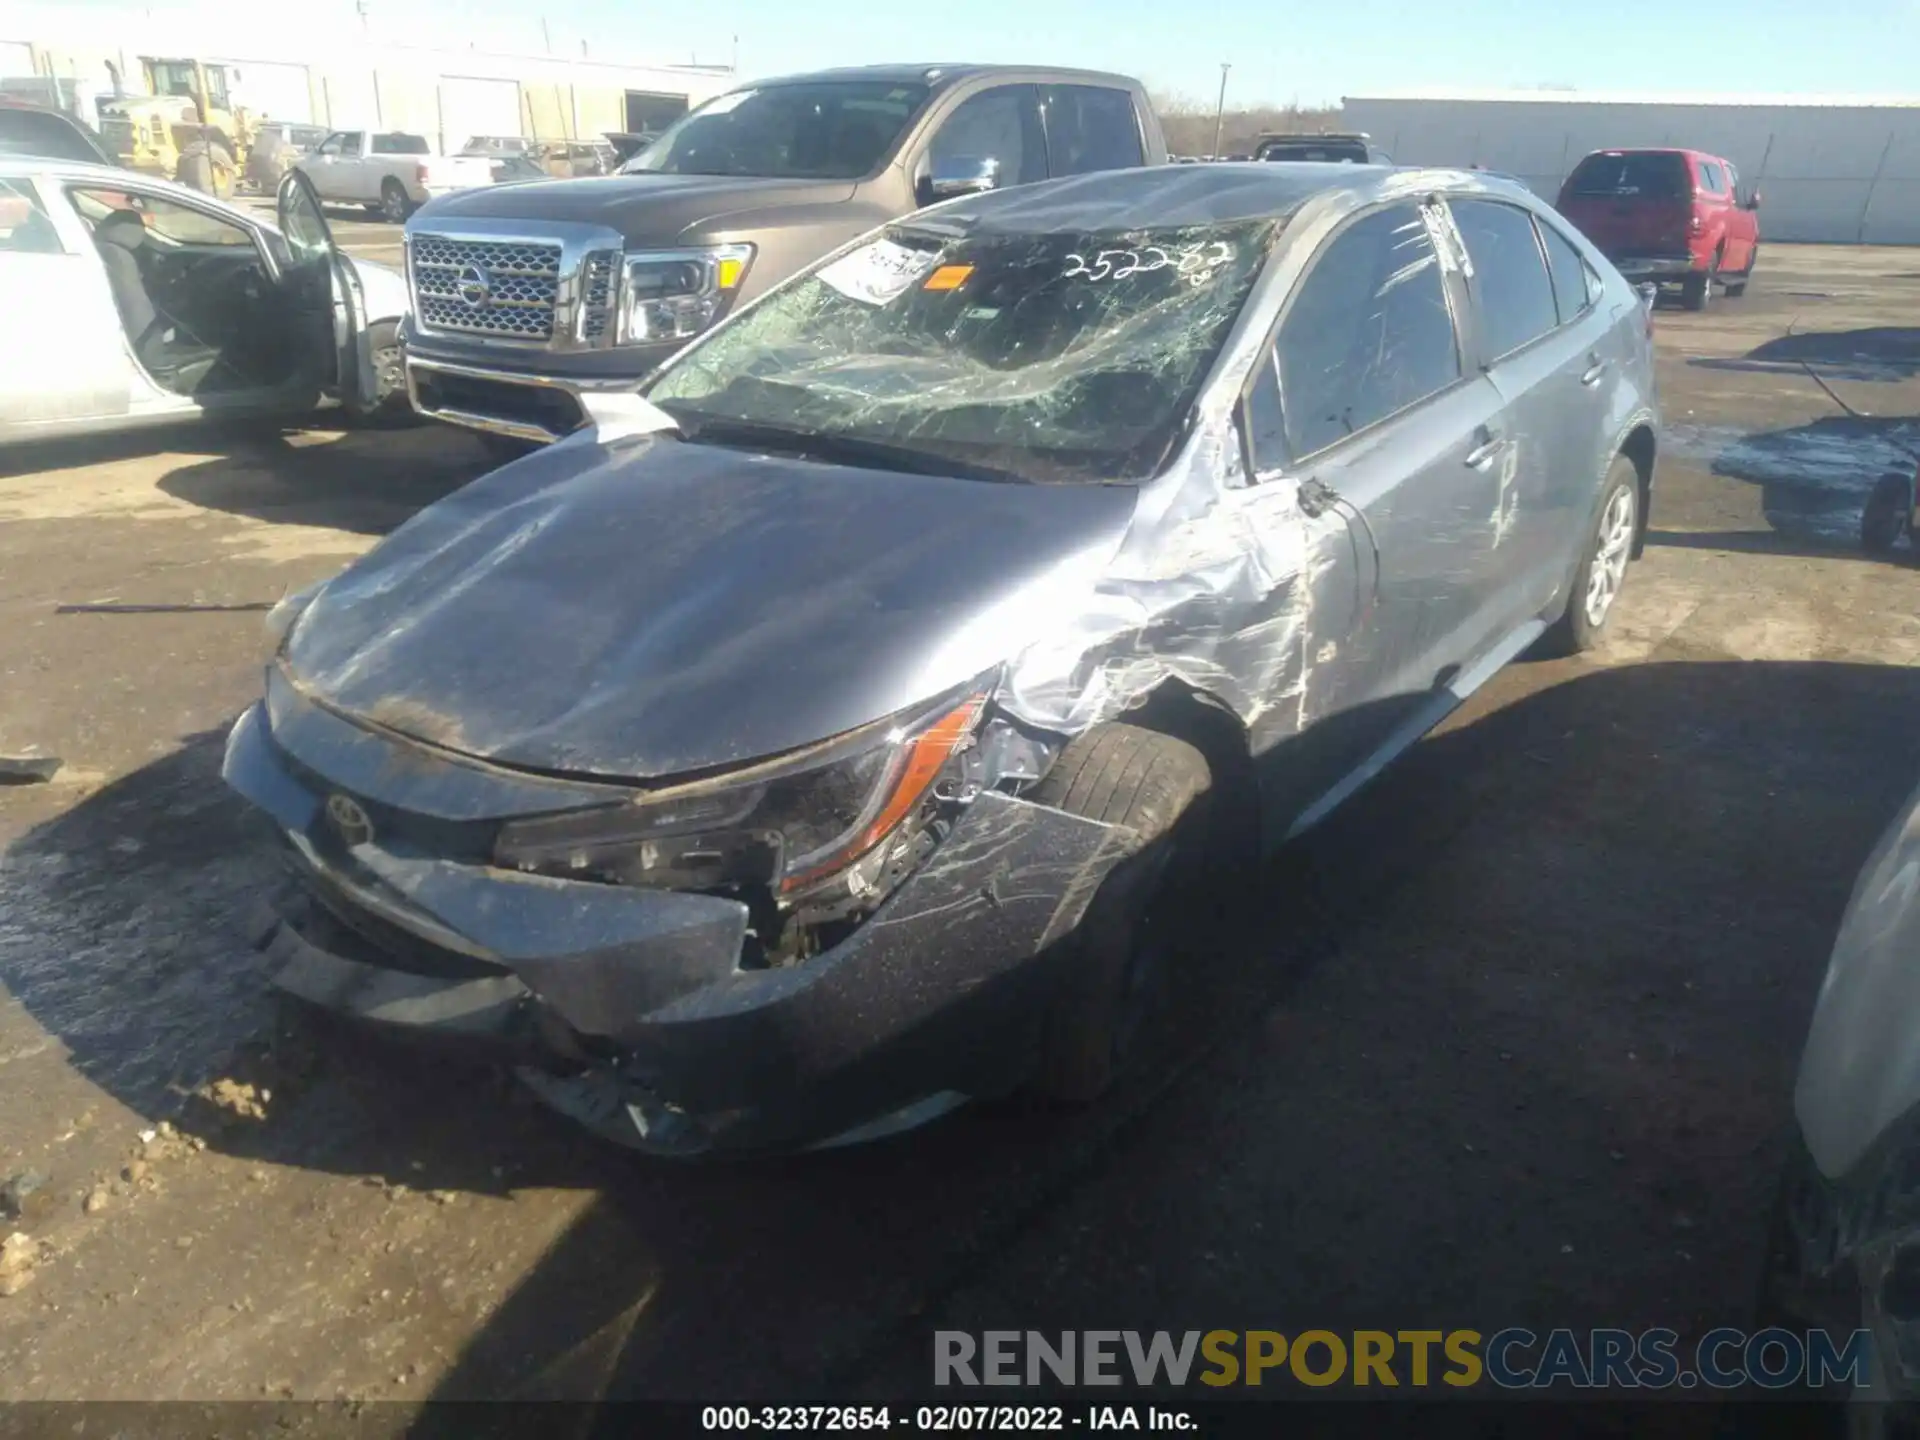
[1024, 724, 1214, 1103]
[1542, 454, 1640, 655]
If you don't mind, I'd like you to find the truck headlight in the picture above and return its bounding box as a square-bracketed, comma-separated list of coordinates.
[616, 244, 753, 346]
[493, 683, 988, 901]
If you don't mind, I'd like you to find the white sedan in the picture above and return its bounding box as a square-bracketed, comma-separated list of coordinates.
[0, 157, 409, 448]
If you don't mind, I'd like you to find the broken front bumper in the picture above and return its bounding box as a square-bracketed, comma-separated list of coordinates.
[222, 687, 1132, 1155]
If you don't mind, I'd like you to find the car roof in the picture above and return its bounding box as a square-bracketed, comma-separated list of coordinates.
[744, 63, 1143, 91]
[921, 161, 1516, 234]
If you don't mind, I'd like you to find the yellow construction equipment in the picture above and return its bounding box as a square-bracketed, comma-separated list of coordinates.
[97, 58, 254, 196]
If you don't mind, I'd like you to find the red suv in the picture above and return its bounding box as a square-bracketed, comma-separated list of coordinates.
[1557, 148, 1760, 311]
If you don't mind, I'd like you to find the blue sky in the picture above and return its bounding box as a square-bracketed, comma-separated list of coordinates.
[46, 0, 1915, 107]
[352, 0, 1909, 106]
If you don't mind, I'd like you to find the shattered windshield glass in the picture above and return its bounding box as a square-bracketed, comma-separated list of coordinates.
[646, 220, 1277, 484]
[622, 82, 930, 180]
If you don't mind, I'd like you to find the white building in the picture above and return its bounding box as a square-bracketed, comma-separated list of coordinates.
[0, 3, 736, 150]
[1341, 90, 1920, 244]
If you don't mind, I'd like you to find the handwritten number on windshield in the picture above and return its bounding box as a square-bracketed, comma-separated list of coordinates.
[1061, 242, 1234, 286]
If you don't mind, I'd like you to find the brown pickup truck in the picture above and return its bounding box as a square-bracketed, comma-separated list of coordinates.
[397, 63, 1169, 450]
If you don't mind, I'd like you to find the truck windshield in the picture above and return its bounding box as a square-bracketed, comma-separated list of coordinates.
[622, 81, 930, 181]
[1566, 152, 1689, 199]
[646, 220, 1277, 485]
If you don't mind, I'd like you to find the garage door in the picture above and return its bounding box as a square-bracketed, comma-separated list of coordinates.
[439, 76, 522, 152]
[223, 60, 312, 124]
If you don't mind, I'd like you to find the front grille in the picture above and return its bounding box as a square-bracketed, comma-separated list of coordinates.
[410, 233, 562, 342]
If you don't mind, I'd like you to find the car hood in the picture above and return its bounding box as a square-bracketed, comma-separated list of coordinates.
[282, 436, 1137, 781]
[413, 172, 856, 241]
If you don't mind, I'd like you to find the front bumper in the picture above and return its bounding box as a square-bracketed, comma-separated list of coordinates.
[400, 323, 681, 444]
[222, 688, 1133, 1155]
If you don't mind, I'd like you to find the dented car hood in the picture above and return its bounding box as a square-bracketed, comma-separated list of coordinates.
[282, 435, 1136, 780]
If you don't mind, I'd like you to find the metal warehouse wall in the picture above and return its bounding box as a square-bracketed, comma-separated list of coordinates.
[1341, 97, 1920, 244]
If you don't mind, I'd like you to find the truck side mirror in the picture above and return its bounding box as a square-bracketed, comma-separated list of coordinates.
[1745, 190, 1762, 211]
[922, 156, 1000, 205]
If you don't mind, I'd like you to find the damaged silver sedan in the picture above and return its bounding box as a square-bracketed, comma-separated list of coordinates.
[224, 164, 1660, 1155]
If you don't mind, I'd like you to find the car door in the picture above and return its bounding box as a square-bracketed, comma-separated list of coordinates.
[1246, 200, 1515, 836]
[1721, 160, 1758, 270]
[0, 174, 134, 432]
[1442, 196, 1596, 620]
[276, 168, 375, 412]
[335, 131, 370, 201]
[303, 132, 346, 199]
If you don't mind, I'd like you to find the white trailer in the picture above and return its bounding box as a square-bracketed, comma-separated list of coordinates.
[1340, 91, 1920, 244]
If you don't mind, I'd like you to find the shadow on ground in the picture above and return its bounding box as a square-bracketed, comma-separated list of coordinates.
[155, 424, 493, 536]
[1687, 326, 1920, 383]
[2, 660, 1915, 1406]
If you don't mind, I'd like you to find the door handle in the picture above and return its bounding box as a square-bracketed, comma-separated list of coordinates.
[1580, 356, 1607, 386]
[1464, 431, 1504, 469]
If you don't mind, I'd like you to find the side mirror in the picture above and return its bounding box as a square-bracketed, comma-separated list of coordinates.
[923, 155, 1000, 204]
[1636, 282, 1659, 313]
[1745, 190, 1762, 211]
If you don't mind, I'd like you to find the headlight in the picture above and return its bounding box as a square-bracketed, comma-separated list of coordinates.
[493, 684, 988, 902]
[616, 243, 754, 346]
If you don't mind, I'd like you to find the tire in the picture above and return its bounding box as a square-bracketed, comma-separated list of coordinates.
[1024, 724, 1213, 1103]
[1681, 267, 1713, 311]
[341, 319, 413, 427]
[1725, 244, 1757, 298]
[1863, 472, 1913, 555]
[379, 178, 413, 223]
[1541, 454, 1640, 656]
[176, 146, 214, 195]
[207, 143, 235, 199]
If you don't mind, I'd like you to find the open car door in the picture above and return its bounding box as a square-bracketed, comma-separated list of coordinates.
[276, 168, 376, 414]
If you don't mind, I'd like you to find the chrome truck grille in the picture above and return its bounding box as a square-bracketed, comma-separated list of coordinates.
[406, 230, 624, 349]
[409, 235, 563, 341]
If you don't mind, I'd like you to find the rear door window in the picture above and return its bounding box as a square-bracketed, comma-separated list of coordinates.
[1565, 152, 1689, 200]
[1538, 218, 1594, 324]
[371, 133, 429, 156]
[1039, 85, 1143, 176]
[0, 178, 62, 253]
[1273, 203, 1462, 459]
[1449, 198, 1559, 359]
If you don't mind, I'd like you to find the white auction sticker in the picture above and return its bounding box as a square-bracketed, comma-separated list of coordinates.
[817, 238, 940, 306]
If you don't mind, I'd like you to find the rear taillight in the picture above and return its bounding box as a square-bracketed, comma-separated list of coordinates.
[414, 162, 430, 185]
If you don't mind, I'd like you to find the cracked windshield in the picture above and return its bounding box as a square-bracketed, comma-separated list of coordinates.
[648, 221, 1275, 483]
[1, 0, 1911, 1426]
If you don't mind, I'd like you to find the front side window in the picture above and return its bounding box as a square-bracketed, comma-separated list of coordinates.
[70, 187, 256, 248]
[339, 133, 363, 159]
[1274, 203, 1461, 459]
[1040, 85, 1143, 176]
[928, 86, 1046, 188]
[624, 81, 930, 180]
[646, 220, 1277, 485]
[1449, 198, 1558, 360]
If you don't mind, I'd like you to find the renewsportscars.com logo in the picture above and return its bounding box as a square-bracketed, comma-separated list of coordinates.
[934, 1328, 1873, 1391]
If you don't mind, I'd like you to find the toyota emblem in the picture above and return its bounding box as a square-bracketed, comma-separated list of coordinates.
[325, 793, 375, 848]
[457, 263, 492, 308]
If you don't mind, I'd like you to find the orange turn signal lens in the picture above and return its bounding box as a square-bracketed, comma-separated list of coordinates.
[779, 694, 985, 894]
[716, 255, 748, 289]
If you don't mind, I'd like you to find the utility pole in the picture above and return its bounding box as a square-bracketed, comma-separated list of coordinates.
[1211, 63, 1231, 159]
[731, 35, 739, 72]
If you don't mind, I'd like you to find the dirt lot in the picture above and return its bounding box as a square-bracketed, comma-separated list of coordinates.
[3, 242, 1920, 1411]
